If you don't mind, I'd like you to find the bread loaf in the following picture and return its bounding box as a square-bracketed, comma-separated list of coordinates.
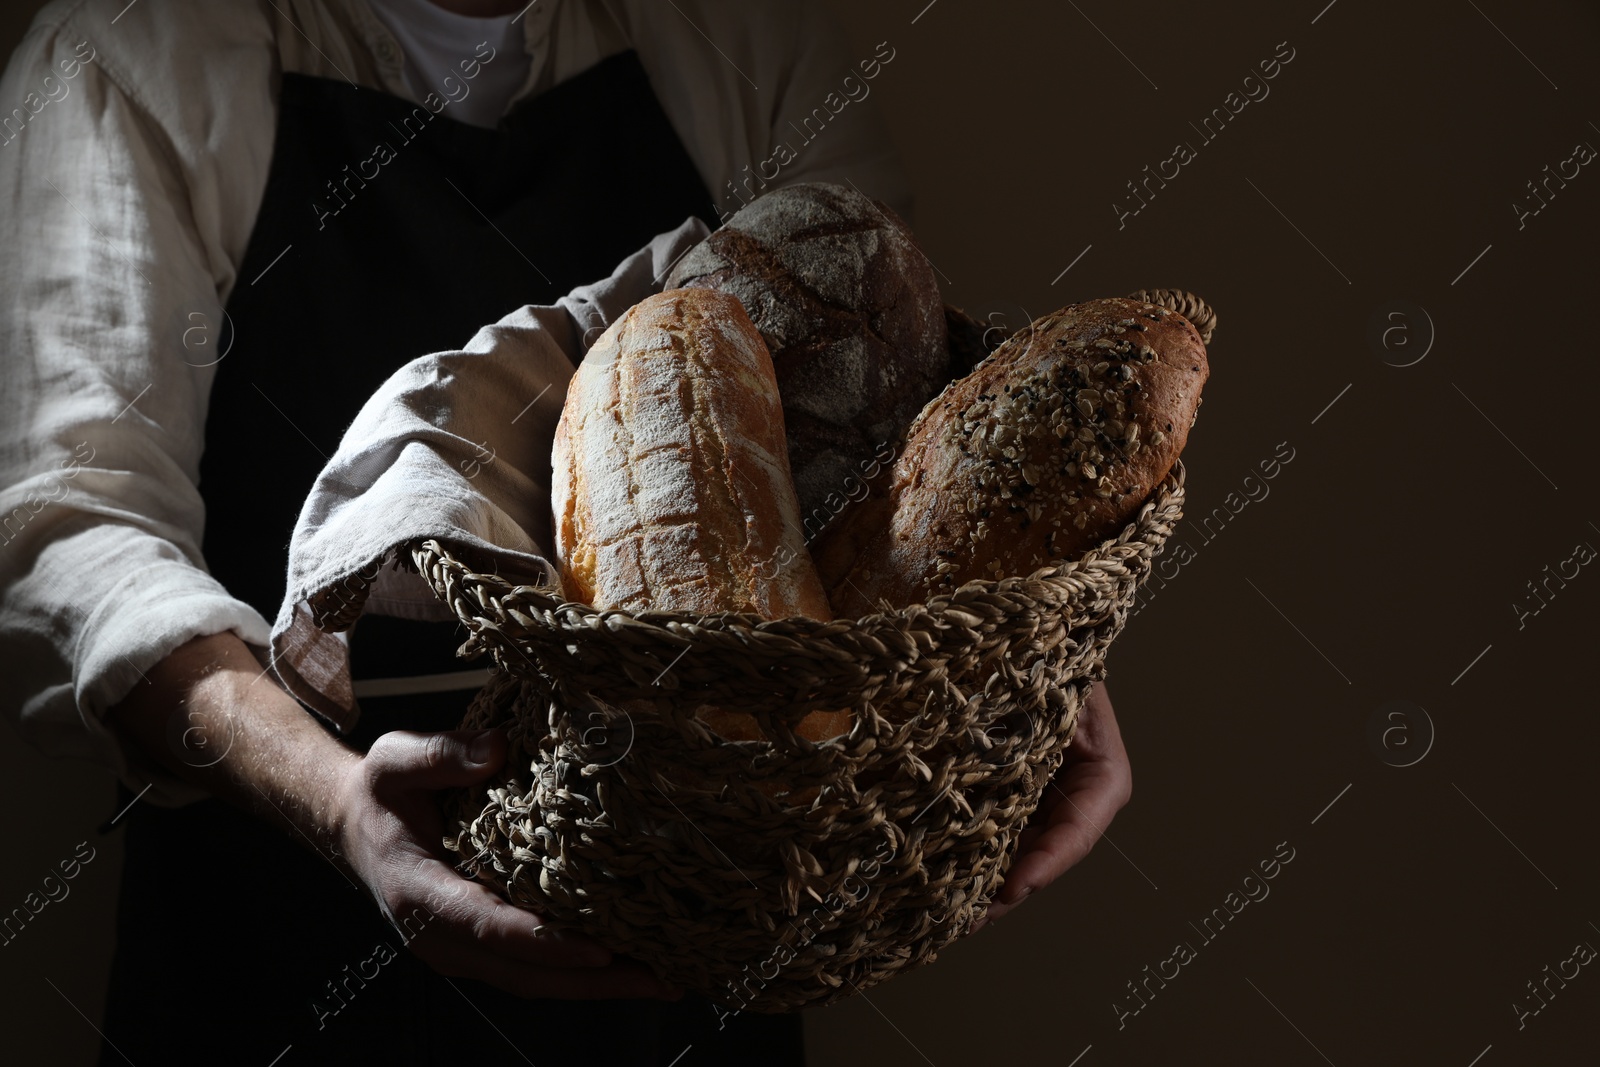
[551, 287, 849, 743]
[664, 182, 948, 525]
[815, 297, 1208, 615]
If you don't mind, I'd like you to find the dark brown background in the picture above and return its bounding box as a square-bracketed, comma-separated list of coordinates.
[3, 1, 1597, 1064]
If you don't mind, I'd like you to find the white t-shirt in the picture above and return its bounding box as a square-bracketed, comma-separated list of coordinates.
[366, 0, 533, 128]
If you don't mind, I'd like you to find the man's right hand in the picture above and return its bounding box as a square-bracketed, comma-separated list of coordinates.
[335, 727, 682, 1000]
[109, 630, 681, 1001]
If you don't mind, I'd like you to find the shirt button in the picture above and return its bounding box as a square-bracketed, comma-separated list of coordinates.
[375, 39, 399, 64]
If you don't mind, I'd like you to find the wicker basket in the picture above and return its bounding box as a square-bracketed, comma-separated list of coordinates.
[318, 290, 1209, 1013]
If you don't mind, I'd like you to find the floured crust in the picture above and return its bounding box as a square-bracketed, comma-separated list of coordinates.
[552, 289, 848, 750]
[552, 288, 833, 622]
[665, 182, 948, 523]
[817, 297, 1208, 616]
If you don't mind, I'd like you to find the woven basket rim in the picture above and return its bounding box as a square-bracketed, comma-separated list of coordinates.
[414, 459, 1185, 644]
[314, 288, 1209, 638]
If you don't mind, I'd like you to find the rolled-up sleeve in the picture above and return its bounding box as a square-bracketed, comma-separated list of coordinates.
[0, 16, 270, 807]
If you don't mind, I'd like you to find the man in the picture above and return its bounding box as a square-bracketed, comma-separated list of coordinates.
[0, 2, 1130, 1062]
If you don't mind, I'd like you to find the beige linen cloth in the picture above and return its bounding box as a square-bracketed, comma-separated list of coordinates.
[269, 216, 710, 731]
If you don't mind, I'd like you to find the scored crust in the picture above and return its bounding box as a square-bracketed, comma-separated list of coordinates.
[552, 288, 832, 621]
[551, 288, 848, 749]
[665, 182, 948, 524]
[816, 297, 1209, 616]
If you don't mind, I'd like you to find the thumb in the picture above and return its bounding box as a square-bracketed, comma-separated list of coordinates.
[365, 728, 507, 792]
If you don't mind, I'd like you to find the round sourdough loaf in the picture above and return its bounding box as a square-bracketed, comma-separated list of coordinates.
[664, 182, 948, 522]
[814, 297, 1208, 615]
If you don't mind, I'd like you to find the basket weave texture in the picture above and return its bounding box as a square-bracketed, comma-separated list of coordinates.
[302, 291, 1214, 1011]
[413, 460, 1185, 1012]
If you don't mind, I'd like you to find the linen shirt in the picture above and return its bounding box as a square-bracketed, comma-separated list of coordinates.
[0, 0, 909, 806]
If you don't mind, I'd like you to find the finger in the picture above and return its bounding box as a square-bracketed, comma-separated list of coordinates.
[1007, 682, 1129, 891]
[396, 853, 617, 969]
[461, 886, 620, 969]
[1014, 803, 1055, 857]
[415, 936, 681, 1001]
[1003, 765, 1129, 900]
[1012, 680, 1121, 846]
[977, 683, 1130, 928]
[364, 728, 508, 792]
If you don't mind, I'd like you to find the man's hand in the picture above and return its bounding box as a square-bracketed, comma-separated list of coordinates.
[336, 728, 682, 1000]
[972, 680, 1132, 931]
[109, 631, 680, 1000]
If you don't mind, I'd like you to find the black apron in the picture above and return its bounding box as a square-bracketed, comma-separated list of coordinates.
[99, 52, 804, 1066]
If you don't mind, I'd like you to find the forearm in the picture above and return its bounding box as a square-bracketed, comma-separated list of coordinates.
[107, 630, 360, 865]
[106, 630, 699, 1001]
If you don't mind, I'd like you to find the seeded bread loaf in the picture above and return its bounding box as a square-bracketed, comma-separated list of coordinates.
[664, 182, 949, 524]
[551, 287, 850, 743]
[814, 297, 1208, 616]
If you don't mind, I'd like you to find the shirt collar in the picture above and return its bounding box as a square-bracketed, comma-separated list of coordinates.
[336, 0, 558, 109]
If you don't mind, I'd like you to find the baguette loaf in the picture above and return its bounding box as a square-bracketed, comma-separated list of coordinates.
[815, 297, 1208, 615]
[665, 182, 948, 525]
[551, 287, 849, 743]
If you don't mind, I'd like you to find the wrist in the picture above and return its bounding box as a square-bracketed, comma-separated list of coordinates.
[325, 746, 368, 875]
[109, 630, 361, 861]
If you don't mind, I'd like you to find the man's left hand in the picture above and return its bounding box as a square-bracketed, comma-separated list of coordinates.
[972, 680, 1132, 931]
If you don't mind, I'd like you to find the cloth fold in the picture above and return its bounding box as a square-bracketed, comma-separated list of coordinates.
[268, 216, 711, 730]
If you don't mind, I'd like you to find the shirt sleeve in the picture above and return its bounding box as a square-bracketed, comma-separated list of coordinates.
[615, 0, 914, 224]
[0, 15, 272, 807]
[758, 4, 912, 220]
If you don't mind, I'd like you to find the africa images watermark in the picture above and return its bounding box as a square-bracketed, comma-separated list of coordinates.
[1511, 530, 1594, 631]
[1112, 840, 1297, 1029]
[310, 906, 434, 1030]
[0, 840, 98, 948]
[1511, 927, 1596, 1032]
[0, 38, 97, 149]
[714, 40, 898, 223]
[0, 442, 97, 550]
[1113, 39, 1297, 230]
[1451, 123, 1597, 286]
[312, 40, 499, 230]
[713, 832, 899, 1028]
[1129, 440, 1296, 619]
[1511, 131, 1595, 231]
[755, 439, 898, 581]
